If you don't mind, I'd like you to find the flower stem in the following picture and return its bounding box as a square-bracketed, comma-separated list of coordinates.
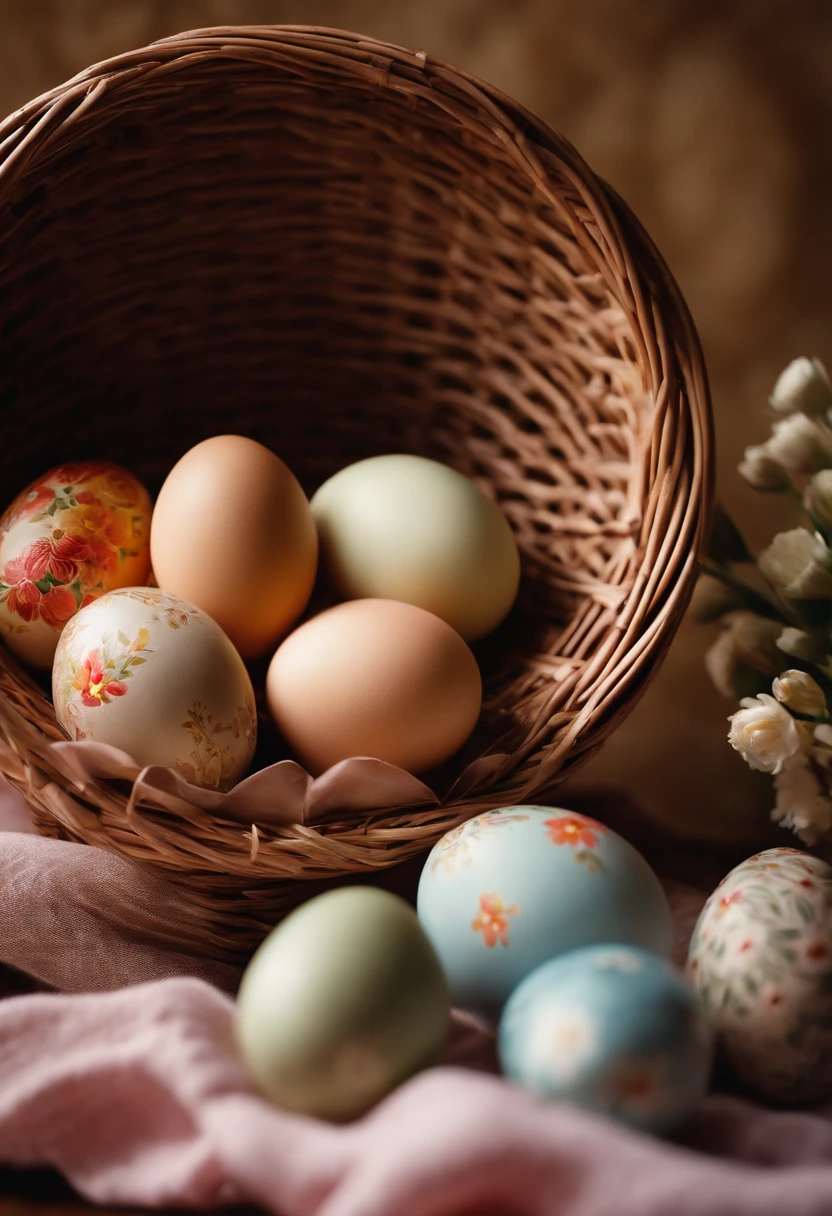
[702, 560, 790, 624]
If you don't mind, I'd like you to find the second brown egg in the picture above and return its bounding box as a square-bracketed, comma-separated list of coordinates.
[150, 435, 318, 658]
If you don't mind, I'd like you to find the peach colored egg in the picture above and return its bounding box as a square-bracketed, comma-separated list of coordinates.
[266, 598, 482, 776]
[150, 436, 318, 659]
[0, 462, 152, 668]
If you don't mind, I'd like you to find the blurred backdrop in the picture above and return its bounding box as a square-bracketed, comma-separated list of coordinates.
[0, 0, 829, 846]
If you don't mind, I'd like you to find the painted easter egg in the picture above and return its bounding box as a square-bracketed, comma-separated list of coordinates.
[52, 587, 256, 790]
[499, 945, 712, 1136]
[688, 847, 832, 1104]
[417, 806, 673, 1016]
[0, 463, 152, 667]
[237, 887, 450, 1121]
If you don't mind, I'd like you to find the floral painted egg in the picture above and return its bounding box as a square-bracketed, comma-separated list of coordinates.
[499, 945, 712, 1136]
[417, 806, 673, 1016]
[52, 587, 256, 790]
[0, 463, 152, 667]
[687, 847, 832, 1104]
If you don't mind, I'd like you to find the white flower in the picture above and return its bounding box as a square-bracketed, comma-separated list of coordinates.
[529, 1003, 599, 1085]
[770, 357, 832, 416]
[772, 753, 832, 846]
[805, 469, 832, 532]
[758, 529, 832, 598]
[729, 693, 809, 773]
[738, 445, 792, 492]
[704, 612, 784, 699]
[592, 949, 643, 972]
[773, 670, 828, 719]
[765, 414, 832, 475]
[777, 627, 829, 665]
[811, 722, 832, 770]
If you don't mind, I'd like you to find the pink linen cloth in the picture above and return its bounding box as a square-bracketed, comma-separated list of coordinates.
[1, 779, 832, 1216]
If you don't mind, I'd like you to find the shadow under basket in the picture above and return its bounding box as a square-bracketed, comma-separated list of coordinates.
[0, 26, 713, 962]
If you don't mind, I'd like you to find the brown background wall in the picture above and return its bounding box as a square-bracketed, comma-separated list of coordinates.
[0, 0, 829, 845]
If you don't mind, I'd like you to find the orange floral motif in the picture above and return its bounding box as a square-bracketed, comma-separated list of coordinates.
[472, 892, 521, 948]
[61, 626, 151, 714]
[1, 541, 79, 629]
[72, 649, 129, 707]
[717, 891, 742, 916]
[545, 814, 607, 849]
[60, 498, 134, 574]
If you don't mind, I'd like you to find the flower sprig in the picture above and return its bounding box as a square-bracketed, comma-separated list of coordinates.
[699, 357, 832, 846]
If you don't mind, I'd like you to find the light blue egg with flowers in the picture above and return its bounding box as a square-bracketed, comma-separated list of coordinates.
[417, 806, 673, 1017]
[499, 945, 713, 1136]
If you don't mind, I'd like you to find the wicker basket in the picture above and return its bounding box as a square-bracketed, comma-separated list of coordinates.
[0, 26, 713, 961]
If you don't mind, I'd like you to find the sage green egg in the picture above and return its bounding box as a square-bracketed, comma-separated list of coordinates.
[236, 886, 450, 1121]
[311, 454, 521, 642]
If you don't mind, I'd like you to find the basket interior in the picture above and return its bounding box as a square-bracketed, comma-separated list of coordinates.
[0, 53, 646, 757]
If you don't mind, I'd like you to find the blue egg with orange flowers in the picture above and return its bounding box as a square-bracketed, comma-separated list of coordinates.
[416, 806, 673, 1017]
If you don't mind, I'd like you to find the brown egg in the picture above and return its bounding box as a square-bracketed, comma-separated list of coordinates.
[150, 436, 318, 658]
[266, 598, 482, 776]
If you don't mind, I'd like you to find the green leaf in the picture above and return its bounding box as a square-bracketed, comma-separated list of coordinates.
[779, 947, 798, 963]
[743, 974, 759, 996]
[70, 581, 83, 609]
[129, 657, 147, 665]
[118, 548, 126, 563]
[42, 571, 60, 586]
[772, 927, 802, 939]
[33, 578, 52, 593]
[117, 631, 130, 646]
[796, 898, 816, 923]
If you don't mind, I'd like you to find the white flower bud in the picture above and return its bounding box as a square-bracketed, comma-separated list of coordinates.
[772, 669, 828, 718]
[777, 627, 829, 665]
[772, 753, 832, 845]
[765, 414, 832, 475]
[738, 445, 792, 492]
[804, 468, 832, 532]
[705, 630, 742, 699]
[728, 692, 809, 774]
[706, 614, 790, 699]
[770, 357, 832, 416]
[758, 529, 832, 598]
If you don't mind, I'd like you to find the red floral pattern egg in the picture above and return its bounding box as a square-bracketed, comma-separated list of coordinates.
[0, 463, 152, 667]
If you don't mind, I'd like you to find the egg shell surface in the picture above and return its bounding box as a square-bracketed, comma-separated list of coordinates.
[52, 587, 256, 790]
[266, 597, 482, 776]
[417, 805, 673, 1016]
[687, 846, 832, 1104]
[236, 886, 450, 1121]
[499, 945, 712, 1136]
[311, 453, 520, 641]
[150, 435, 318, 658]
[0, 462, 152, 667]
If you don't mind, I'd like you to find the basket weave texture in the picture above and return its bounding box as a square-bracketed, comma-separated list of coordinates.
[0, 26, 713, 961]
